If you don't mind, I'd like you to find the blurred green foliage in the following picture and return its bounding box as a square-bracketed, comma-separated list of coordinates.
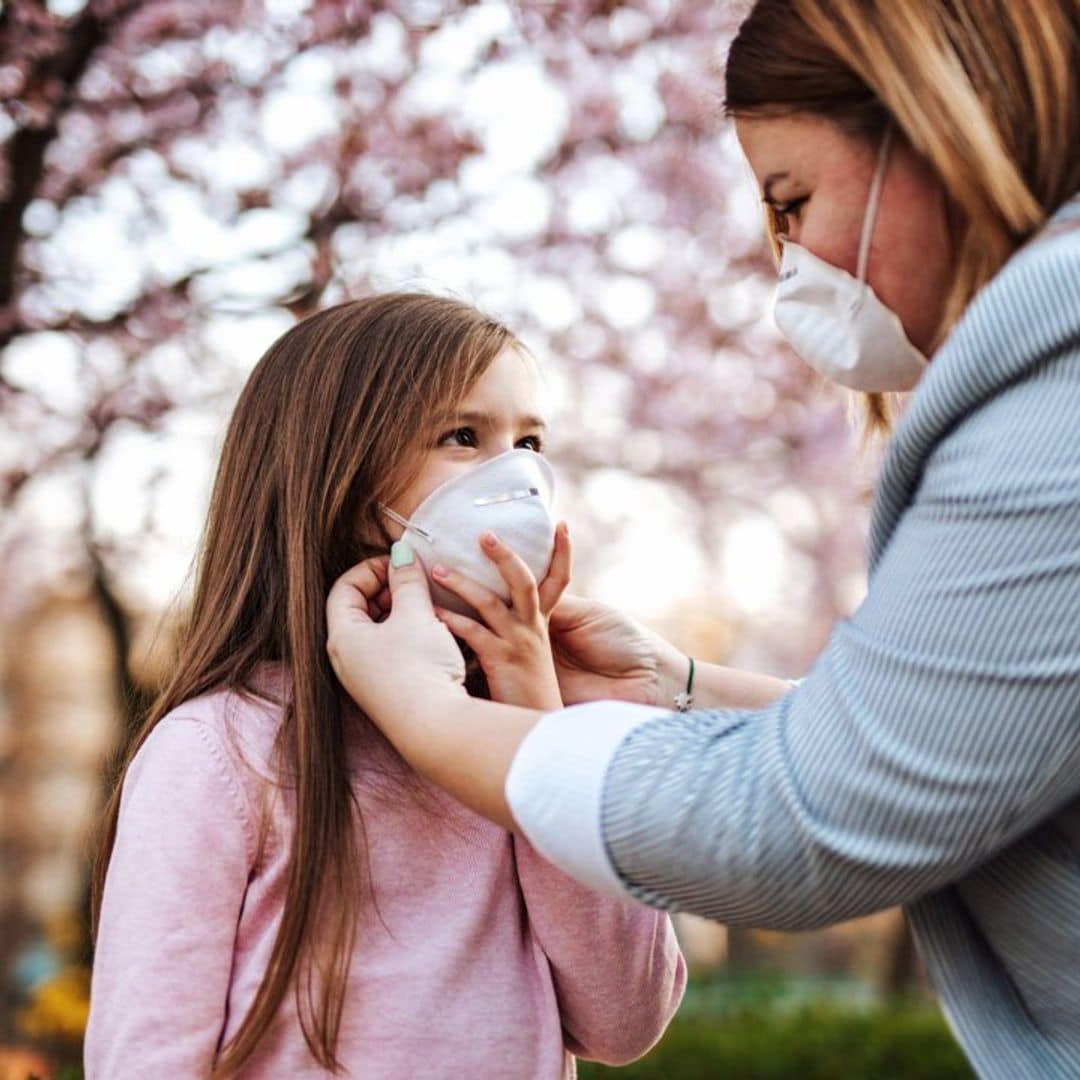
[580, 991, 973, 1080]
[16, 979, 973, 1080]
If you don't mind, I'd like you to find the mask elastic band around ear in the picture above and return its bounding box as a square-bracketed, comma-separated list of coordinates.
[856, 123, 895, 284]
[379, 505, 434, 543]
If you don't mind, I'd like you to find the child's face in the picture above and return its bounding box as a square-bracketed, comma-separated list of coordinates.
[384, 346, 548, 537]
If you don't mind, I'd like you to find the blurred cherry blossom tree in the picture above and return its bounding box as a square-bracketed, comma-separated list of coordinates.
[0, 0, 903, 1043]
[1, 0, 875, 711]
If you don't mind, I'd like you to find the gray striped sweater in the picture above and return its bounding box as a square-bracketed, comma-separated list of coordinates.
[602, 195, 1080, 1078]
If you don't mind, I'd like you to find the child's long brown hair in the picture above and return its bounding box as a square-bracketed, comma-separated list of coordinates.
[90, 293, 517, 1075]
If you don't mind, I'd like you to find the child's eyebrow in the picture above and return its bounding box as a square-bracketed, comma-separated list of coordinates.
[444, 410, 547, 430]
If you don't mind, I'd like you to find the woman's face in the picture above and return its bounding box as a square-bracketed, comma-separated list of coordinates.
[734, 113, 953, 354]
[383, 345, 548, 534]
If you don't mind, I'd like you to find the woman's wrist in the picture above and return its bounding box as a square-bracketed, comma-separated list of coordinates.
[647, 637, 800, 713]
[654, 642, 693, 709]
[680, 660, 797, 711]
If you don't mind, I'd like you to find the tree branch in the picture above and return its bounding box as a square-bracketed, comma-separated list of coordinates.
[0, 9, 111, 308]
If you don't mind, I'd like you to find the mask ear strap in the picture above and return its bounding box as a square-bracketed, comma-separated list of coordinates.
[856, 124, 894, 283]
[379, 505, 433, 543]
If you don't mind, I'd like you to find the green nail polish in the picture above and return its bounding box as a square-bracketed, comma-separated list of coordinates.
[391, 540, 414, 567]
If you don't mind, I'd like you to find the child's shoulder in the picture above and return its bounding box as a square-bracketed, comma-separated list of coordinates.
[138, 662, 288, 807]
[117, 665, 290, 865]
[159, 662, 286, 740]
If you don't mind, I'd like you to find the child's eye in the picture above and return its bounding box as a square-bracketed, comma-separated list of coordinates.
[439, 426, 478, 448]
[516, 434, 544, 453]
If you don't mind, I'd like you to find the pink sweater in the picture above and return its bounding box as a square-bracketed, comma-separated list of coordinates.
[85, 666, 686, 1078]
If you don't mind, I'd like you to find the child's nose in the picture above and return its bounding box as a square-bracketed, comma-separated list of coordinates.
[483, 437, 516, 461]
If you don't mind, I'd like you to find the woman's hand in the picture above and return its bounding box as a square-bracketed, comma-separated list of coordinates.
[548, 593, 686, 708]
[327, 547, 541, 829]
[429, 523, 572, 712]
[549, 596, 795, 710]
[326, 548, 468, 723]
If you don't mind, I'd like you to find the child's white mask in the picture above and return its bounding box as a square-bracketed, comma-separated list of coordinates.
[772, 125, 929, 392]
[380, 449, 557, 617]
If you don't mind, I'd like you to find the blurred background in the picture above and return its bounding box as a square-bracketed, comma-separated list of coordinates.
[0, 1, 970, 1076]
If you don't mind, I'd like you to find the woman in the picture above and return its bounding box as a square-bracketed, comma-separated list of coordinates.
[325, 2, 1080, 1076]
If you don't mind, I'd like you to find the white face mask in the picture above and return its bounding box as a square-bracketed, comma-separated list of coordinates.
[772, 126, 929, 392]
[381, 448, 557, 617]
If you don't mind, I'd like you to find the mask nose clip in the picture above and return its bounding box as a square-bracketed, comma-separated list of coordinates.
[473, 486, 541, 507]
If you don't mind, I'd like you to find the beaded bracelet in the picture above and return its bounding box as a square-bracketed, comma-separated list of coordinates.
[674, 655, 695, 712]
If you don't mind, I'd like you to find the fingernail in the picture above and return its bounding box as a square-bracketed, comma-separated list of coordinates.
[481, 531, 498, 547]
[432, 563, 448, 578]
[391, 540, 414, 567]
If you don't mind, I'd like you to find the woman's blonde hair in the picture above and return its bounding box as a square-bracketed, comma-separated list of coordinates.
[725, 0, 1080, 432]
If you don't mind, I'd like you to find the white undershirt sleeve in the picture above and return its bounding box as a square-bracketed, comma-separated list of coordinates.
[504, 701, 670, 899]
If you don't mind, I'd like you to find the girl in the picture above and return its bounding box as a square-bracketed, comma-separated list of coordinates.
[85, 293, 685, 1078]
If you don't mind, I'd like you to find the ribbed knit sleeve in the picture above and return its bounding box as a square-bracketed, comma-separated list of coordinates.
[85, 717, 255, 1078]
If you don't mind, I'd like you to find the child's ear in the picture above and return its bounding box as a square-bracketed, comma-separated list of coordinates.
[354, 504, 394, 555]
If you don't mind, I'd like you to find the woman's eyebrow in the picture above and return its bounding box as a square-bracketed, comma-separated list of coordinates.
[762, 171, 790, 202]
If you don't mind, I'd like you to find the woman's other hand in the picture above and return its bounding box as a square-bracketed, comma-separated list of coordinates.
[429, 523, 572, 712]
[548, 593, 685, 708]
[326, 547, 467, 723]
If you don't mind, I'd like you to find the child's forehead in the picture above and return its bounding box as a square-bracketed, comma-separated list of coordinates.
[458, 347, 548, 420]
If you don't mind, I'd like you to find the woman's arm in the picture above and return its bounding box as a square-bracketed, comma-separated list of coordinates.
[680, 658, 796, 709]
[548, 593, 794, 710]
[510, 342, 1080, 924]
[512, 836, 686, 1065]
[85, 717, 253, 1078]
[329, 334, 1080, 926]
[326, 557, 793, 834]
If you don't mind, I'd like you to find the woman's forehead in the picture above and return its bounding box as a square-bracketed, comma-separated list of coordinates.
[736, 113, 863, 180]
